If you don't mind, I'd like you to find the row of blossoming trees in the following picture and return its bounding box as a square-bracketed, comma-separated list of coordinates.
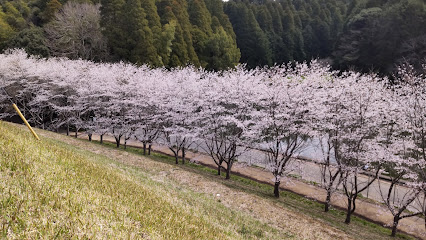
[0, 49, 425, 236]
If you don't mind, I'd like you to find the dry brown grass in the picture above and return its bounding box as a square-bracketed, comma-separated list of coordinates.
[0, 122, 232, 239]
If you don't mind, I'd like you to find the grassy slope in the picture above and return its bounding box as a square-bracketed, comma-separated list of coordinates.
[0, 121, 417, 239]
[0, 121, 287, 239]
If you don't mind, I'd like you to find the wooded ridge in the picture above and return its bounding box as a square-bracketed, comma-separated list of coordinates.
[1, 0, 425, 73]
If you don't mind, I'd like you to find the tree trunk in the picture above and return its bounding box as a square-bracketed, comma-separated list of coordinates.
[225, 166, 231, 179]
[217, 164, 221, 176]
[391, 216, 400, 237]
[345, 198, 352, 224]
[175, 154, 179, 164]
[88, 134, 92, 142]
[274, 181, 280, 198]
[148, 144, 151, 155]
[115, 137, 120, 148]
[66, 124, 69, 136]
[143, 143, 146, 155]
[182, 147, 185, 164]
[325, 190, 332, 212]
[75, 129, 78, 138]
[124, 139, 127, 149]
[100, 134, 103, 144]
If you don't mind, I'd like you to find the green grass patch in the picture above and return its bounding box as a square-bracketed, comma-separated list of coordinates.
[0, 122, 291, 239]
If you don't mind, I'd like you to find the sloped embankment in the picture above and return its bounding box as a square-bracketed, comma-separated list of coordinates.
[0, 121, 352, 239]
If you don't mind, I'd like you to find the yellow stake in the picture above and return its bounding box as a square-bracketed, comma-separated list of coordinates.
[12, 104, 40, 141]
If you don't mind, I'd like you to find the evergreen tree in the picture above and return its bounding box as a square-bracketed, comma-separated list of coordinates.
[41, 0, 61, 23]
[2, 1, 27, 30]
[8, 26, 49, 57]
[333, 7, 384, 72]
[188, 0, 212, 67]
[2, 0, 423, 74]
[205, 0, 236, 40]
[188, 0, 212, 34]
[158, 20, 176, 65]
[225, 1, 271, 68]
[100, 0, 127, 60]
[0, 9, 15, 50]
[123, 0, 159, 65]
[157, 0, 199, 67]
[280, 3, 296, 62]
[264, 2, 288, 64]
[140, 0, 164, 64]
[204, 26, 240, 70]
[334, 0, 426, 73]
[157, 0, 185, 67]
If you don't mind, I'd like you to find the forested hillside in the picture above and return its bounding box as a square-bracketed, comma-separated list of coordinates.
[1, 0, 425, 73]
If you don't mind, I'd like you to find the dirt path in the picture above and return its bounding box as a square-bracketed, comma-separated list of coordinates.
[30, 128, 356, 240]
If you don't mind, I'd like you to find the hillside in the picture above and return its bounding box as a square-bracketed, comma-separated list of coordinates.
[0, 121, 420, 239]
[1, 0, 425, 73]
[0, 121, 341, 239]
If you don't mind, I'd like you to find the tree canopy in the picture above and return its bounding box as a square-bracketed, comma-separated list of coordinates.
[0, 0, 425, 73]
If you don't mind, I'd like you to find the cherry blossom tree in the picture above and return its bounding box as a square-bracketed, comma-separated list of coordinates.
[391, 64, 426, 234]
[108, 81, 138, 148]
[198, 67, 258, 179]
[133, 98, 161, 155]
[375, 95, 422, 236]
[155, 68, 204, 164]
[84, 63, 120, 143]
[332, 72, 390, 224]
[304, 64, 346, 211]
[250, 63, 323, 198]
[0, 50, 49, 125]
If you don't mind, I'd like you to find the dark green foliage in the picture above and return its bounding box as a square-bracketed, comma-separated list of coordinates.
[100, 0, 160, 65]
[140, 0, 165, 65]
[0, 0, 424, 73]
[223, 0, 345, 66]
[0, 0, 31, 50]
[188, 0, 239, 69]
[205, 0, 236, 41]
[0, 9, 15, 50]
[204, 26, 241, 70]
[41, 0, 61, 23]
[189, 0, 212, 34]
[158, 20, 177, 66]
[7, 26, 49, 57]
[188, 0, 212, 68]
[122, 0, 159, 65]
[333, 7, 384, 72]
[334, 0, 426, 73]
[100, 0, 127, 60]
[157, 0, 200, 67]
[225, 1, 272, 68]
